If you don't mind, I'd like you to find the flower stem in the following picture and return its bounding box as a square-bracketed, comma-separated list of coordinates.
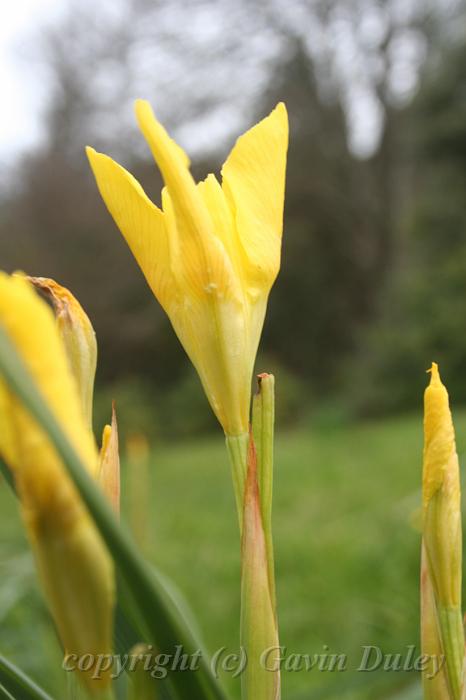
[252, 374, 277, 615]
[226, 375, 280, 700]
[226, 432, 249, 531]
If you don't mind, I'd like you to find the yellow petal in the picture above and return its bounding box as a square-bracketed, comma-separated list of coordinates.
[221, 103, 288, 290]
[162, 185, 238, 304]
[134, 100, 193, 201]
[0, 381, 17, 470]
[86, 147, 174, 311]
[197, 174, 242, 279]
[28, 276, 97, 430]
[135, 100, 199, 224]
[135, 100, 230, 297]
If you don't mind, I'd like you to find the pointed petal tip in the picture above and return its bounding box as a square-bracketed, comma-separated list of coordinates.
[134, 98, 153, 121]
[427, 362, 441, 386]
[266, 102, 288, 133]
[85, 146, 105, 170]
[274, 101, 288, 117]
[86, 146, 111, 163]
[134, 99, 162, 139]
[85, 145, 97, 159]
[134, 98, 191, 170]
[85, 147, 118, 183]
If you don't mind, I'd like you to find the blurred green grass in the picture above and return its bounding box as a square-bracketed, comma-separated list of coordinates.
[3, 410, 466, 699]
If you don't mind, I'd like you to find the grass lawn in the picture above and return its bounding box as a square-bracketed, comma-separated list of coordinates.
[3, 409, 466, 699]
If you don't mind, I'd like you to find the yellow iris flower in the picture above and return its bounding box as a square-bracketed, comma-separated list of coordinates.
[87, 100, 288, 436]
[0, 273, 114, 691]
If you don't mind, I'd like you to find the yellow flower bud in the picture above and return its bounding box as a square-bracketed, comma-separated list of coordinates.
[422, 363, 464, 699]
[29, 276, 97, 430]
[0, 272, 114, 692]
[423, 362, 462, 608]
[99, 403, 120, 514]
[86, 100, 288, 436]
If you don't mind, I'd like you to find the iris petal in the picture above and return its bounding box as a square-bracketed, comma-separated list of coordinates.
[86, 147, 174, 311]
[221, 103, 288, 288]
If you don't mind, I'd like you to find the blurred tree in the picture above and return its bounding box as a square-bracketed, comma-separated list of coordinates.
[0, 0, 462, 431]
[258, 41, 377, 388]
[349, 34, 466, 413]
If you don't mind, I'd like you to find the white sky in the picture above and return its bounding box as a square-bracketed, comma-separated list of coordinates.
[0, 0, 439, 164]
[0, 0, 381, 164]
[0, 0, 61, 162]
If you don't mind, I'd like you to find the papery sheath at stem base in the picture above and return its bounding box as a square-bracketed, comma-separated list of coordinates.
[240, 434, 280, 700]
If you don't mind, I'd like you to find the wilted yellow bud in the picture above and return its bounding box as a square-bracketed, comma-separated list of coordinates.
[29, 276, 97, 429]
[87, 100, 288, 436]
[0, 272, 114, 692]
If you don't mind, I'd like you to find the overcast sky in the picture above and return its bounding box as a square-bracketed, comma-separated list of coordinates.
[0, 0, 447, 166]
[0, 0, 63, 162]
[0, 0, 383, 165]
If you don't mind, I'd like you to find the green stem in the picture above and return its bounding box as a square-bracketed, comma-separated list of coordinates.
[225, 433, 249, 532]
[252, 374, 276, 614]
[227, 375, 280, 700]
[0, 654, 55, 700]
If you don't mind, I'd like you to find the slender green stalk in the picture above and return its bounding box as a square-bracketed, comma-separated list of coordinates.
[252, 374, 276, 613]
[0, 326, 227, 700]
[0, 685, 15, 700]
[0, 457, 15, 493]
[0, 654, 55, 700]
[225, 432, 249, 531]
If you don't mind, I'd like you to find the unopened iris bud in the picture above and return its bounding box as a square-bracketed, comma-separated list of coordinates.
[422, 363, 464, 699]
[0, 273, 114, 692]
[29, 276, 97, 429]
[87, 100, 288, 437]
[423, 363, 462, 608]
